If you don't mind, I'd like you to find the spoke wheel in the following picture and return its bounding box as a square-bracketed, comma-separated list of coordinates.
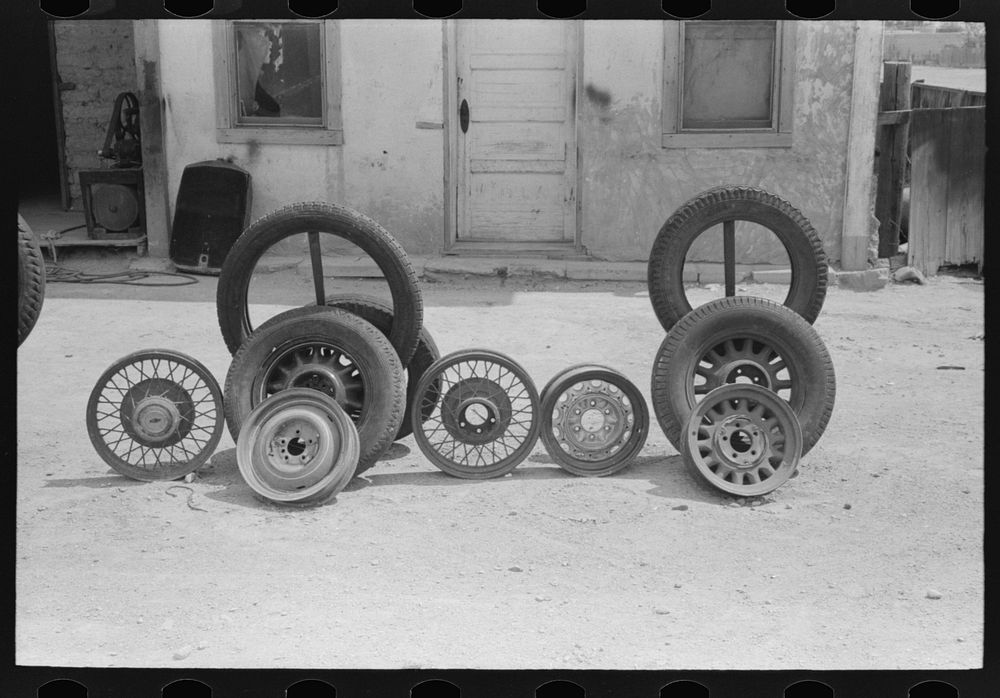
[411, 350, 541, 479]
[540, 365, 649, 477]
[683, 384, 802, 497]
[86, 350, 224, 481]
[236, 388, 359, 506]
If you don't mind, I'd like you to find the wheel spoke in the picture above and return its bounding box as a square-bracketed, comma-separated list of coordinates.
[723, 219, 736, 297]
[307, 231, 326, 306]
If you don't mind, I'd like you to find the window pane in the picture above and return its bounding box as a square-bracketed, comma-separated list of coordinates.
[234, 22, 323, 125]
[682, 21, 775, 130]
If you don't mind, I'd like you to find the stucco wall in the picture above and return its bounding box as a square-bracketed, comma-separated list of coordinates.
[578, 21, 857, 264]
[157, 20, 445, 254]
[155, 20, 864, 263]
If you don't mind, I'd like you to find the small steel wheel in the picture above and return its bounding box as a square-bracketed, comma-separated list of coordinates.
[85, 350, 225, 481]
[540, 365, 649, 477]
[236, 388, 360, 506]
[411, 349, 541, 479]
[683, 383, 802, 497]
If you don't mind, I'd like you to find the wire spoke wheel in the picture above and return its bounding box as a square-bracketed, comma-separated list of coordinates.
[86, 350, 224, 481]
[540, 365, 649, 477]
[236, 388, 359, 506]
[411, 350, 541, 479]
[683, 384, 802, 497]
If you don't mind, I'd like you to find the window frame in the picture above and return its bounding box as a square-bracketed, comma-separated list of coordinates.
[661, 20, 796, 149]
[213, 20, 343, 145]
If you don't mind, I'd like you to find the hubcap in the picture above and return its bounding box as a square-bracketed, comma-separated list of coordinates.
[119, 378, 194, 447]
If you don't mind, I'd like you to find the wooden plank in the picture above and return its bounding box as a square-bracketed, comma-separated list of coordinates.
[877, 110, 910, 126]
[874, 61, 911, 259]
[908, 108, 950, 275]
[943, 108, 984, 266]
[840, 22, 883, 271]
[132, 20, 170, 259]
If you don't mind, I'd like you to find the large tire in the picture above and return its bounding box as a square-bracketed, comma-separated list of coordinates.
[224, 307, 406, 475]
[647, 186, 828, 333]
[650, 296, 836, 456]
[17, 214, 46, 347]
[319, 294, 440, 441]
[217, 202, 423, 365]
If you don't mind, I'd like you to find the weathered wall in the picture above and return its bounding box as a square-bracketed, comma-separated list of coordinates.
[53, 20, 137, 208]
[156, 19, 445, 254]
[578, 21, 858, 264]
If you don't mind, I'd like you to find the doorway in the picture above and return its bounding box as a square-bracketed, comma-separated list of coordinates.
[448, 20, 580, 254]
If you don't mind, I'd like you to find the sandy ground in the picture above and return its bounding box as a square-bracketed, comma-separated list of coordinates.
[15, 262, 984, 670]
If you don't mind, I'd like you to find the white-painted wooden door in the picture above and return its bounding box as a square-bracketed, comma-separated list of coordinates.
[455, 21, 577, 243]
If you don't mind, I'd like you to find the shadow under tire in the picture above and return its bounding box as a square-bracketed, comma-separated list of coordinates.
[17, 214, 46, 346]
[224, 307, 406, 475]
[318, 294, 440, 441]
[216, 201, 423, 365]
[650, 296, 835, 456]
[647, 186, 828, 333]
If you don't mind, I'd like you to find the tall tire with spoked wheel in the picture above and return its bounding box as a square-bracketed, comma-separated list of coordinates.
[650, 296, 835, 456]
[224, 306, 406, 475]
[647, 186, 828, 333]
[216, 201, 424, 365]
[17, 214, 46, 347]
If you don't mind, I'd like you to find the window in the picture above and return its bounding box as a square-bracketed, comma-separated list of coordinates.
[213, 20, 343, 145]
[662, 21, 796, 148]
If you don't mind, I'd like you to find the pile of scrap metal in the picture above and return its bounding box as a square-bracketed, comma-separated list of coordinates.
[85, 186, 836, 506]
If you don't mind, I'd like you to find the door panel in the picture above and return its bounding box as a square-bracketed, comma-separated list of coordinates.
[456, 21, 577, 244]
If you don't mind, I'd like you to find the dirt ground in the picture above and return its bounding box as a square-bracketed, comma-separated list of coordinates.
[15, 257, 984, 671]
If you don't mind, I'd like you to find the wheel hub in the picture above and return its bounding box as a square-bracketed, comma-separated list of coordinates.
[442, 378, 511, 445]
[119, 378, 194, 447]
[553, 380, 631, 460]
[721, 360, 772, 388]
[285, 364, 348, 403]
[714, 415, 768, 468]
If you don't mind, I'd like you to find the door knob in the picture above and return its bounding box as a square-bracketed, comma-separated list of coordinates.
[460, 99, 470, 133]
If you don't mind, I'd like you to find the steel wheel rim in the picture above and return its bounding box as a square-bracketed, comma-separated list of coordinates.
[237, 389, 359, 504]
[684, 384, 802, 496]
[254, 339, 366, 423]
[86, 350, 224, 481]
[541, 366, 648, 476]
[690, 334, 799, 408]
[412, 351, 540, 478]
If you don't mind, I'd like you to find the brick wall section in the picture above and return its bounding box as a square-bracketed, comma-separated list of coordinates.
[53, 20, 137, 209]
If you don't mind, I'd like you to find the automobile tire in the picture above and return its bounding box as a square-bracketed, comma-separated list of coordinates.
[224, 307, 406, 475]
[217, 202, 423, 365]
[647, 186, 828, 333]
[17, 214, 45, 347]
[650, 296, 836, 456]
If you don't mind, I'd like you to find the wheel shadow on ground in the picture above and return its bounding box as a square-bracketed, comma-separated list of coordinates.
[189, 445, 728, 509]
[43, 473, 149, 489]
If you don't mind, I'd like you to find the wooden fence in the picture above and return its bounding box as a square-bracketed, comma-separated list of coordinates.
[907, 106, 985, 275]
[912, 81, 986, 108]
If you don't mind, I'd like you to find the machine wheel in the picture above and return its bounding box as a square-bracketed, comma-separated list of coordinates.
[217, 201, 423, 365]
[17, 214, 46, 347]
[647, 186, 828, 332]
[683, 384, 802, 497]
[411, 349, 541, 479]
[224, 307, 405, 475]
[236, 388, 359, 506]
[318, 294, 440, 441]
[540, 365, 649, 477]
[650, 296, 835, 456]
[85, 350, 225, 481]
